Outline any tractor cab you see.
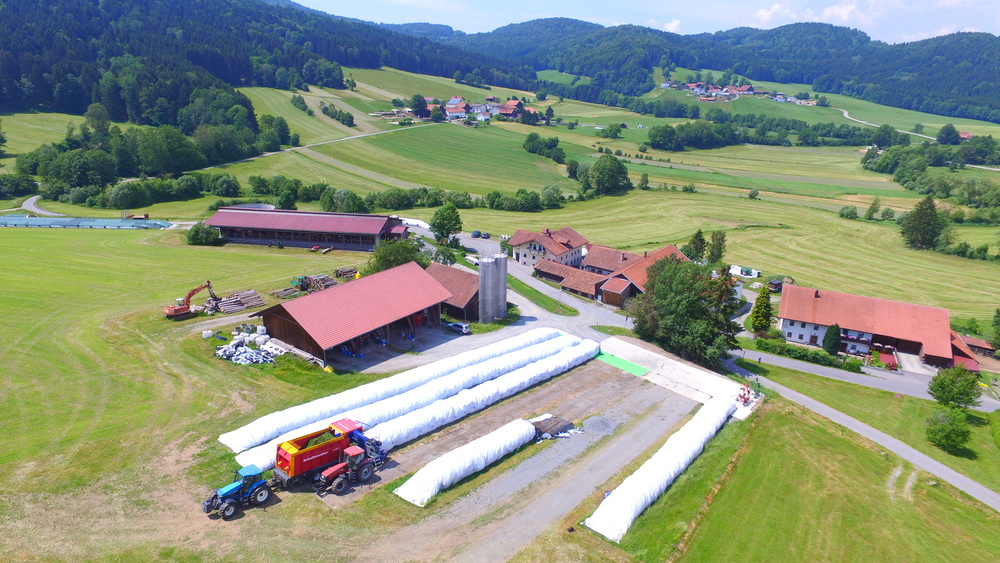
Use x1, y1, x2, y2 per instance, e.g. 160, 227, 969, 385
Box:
217, 465, 263, 499
344, 445, 365, 472
204, 465, 272, 521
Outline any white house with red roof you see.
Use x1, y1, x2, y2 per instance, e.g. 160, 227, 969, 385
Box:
777, 285, 978, 371
509, 227, 588, 267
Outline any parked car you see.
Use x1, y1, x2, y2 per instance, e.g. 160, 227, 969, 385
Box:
481, 232, 491, 239
446, 322, 471, 335
471, 230, 481, 238
465, 255, 480, 266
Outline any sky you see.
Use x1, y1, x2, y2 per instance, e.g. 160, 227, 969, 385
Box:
295, 0, 1000, 44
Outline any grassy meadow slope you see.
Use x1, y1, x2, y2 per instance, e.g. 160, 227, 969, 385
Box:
663, 67, 1000, 138
513, 399, 1000, 562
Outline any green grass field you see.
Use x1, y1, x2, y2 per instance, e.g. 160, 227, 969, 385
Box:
752, 361, 1000, 493
402, 189, 1000, 322
536, 70, 591, 86
344, 66, 534, 104
0, 229, 369, 487
513, 398, 1000, 562
0, 111, 144, 171
240, 87, 351, 145
678, 400, 1000, 561
308, 123, 577, 194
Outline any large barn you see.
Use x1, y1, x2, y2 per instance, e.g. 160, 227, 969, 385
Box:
251, 262, 452, 367
204, 207, 408, 250
777, 285, 979, 371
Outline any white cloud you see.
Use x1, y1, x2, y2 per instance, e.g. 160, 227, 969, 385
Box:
756, 3, 784, 23
821, 1, 861, 23
663, 19, 682, 32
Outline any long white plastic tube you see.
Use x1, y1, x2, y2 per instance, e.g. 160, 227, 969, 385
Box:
219, 327, 562, 453
367, 339, 600, 451
394, 418, 537, 507
583, 396, 736, 542
236, 334, 582, 470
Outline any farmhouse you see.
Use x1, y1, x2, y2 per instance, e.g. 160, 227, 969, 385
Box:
204, 207, 408, 250
599, 245, 689, 308
777, 285, 979, 371
509, 227, 588, 267
533, 259, 607, 300
581, 245, 642, 275
252, 262, 451, 367
426, 262, 480, 321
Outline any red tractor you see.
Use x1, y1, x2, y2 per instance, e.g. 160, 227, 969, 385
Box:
269, 419, 387, 493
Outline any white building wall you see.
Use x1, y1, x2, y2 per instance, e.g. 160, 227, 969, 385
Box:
778, 318, 874, 354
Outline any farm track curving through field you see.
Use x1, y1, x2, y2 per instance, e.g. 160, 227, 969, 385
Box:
727, 359, 1000, 512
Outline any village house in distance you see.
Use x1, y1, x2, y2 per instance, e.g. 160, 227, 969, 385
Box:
509, 227, 588, 267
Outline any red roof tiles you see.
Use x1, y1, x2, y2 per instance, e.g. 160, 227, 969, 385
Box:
582, 245, 642, 273
508, 227, 588, 257
951, 330, 980, 371
255, 262, 452, 350
777, 285, 953, 358
533, 259, 607, 296
426, 263, 479, 309
600, 277, 632, 294
609, 244, 689, 293
205, 207, 392, 235
960, 335, 995, 351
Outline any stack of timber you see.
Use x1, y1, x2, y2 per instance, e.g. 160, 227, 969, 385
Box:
335, 267, 358, 278
235, 290, 266, 309
272, 287, 299, 299
306, 274, 337, 291
218, 296, 246, 313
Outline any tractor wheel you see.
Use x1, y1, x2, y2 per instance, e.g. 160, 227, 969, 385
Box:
252, 486, 271, 506
358, 462, 375, 482
220, 501, 239, 521
331, 476, 348, 494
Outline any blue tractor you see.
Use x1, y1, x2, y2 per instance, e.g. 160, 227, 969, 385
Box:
202, 465, 272, 521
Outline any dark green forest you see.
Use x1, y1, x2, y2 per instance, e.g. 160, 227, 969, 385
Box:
0, 0, 537, 123
2, 1, 998, 127
444, 19, 1000, 123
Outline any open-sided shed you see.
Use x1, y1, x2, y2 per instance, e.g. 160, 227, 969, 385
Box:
252, 262, 452, 367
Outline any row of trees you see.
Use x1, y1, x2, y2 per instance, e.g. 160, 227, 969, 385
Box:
522, 133, 565, 164
18, 100, 300, 206
647, 117, 908, 152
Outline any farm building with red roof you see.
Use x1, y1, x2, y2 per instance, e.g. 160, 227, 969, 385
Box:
599, 245, 689, 308
581, 245, 642, 275
426, 262, 480, 321
509, 227, 588, 267
252, 262, 451, 367
532, 259, 608, 300
778, 285, 976, 371
204, 207, 407, 250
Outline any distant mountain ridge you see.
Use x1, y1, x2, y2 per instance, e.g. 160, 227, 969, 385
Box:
430, 18, 1000, 123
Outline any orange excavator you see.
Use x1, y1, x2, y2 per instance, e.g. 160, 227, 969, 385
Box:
164, 280, 219, 320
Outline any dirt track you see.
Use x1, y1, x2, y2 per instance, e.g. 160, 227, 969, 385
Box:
330, 359, 697, 561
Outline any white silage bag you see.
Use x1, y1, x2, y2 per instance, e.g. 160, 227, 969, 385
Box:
395, 419, 537, 507
583, 396, 736, 542
221, 327, 564, 454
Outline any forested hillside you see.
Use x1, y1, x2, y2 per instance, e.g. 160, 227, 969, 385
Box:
0, 0, 536, 125
449, 19, 1000, 123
